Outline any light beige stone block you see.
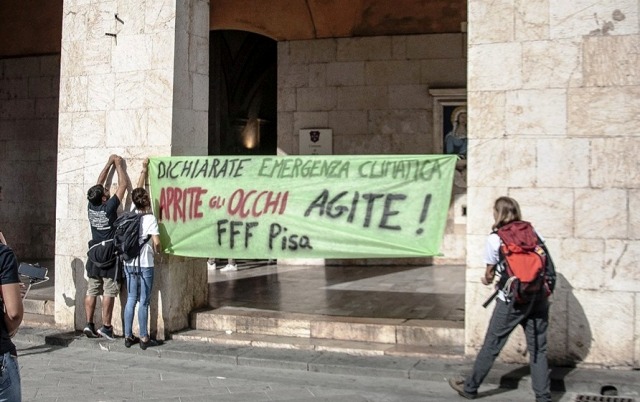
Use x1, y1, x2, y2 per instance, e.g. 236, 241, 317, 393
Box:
510, 188, 574, 237
106, 109, 147, 147
332, 133, 390, 155
336, 86, 387, 110
584, 35, 640, 86
575, 188, 627, 239
71, 112, 107, 148
547, 289, 569, 364
420, 59, 467, 87
365, 60, 421, 85
308, 64, 326, 87
537, 139, 589, 187
55, 145, 84, 184
630, 189, 640, 239
514, 0, 550, 41
144, 69, 174, 109
569, 289, 635, 366
82, 39, 113, 75
590, 138, 640, 188
328, 111, 367, 136
337, 36, 391, 61
293, 112, 329, 134
326, 62, 365, 86
87, 73, 115, 111
278, 63, 309, 88
289, 39, 336, 63
144, 0, 176, 33
193, 73, 208, 111
568, 86, 640, 137
472, 138, 536, 187
522, 40, 582, 89
147, 107, 173, 147
636, 295, 640, 367
112, 35, 153, 73
468, 91, 506, 139
391, 36, 407, 60
407, 34, 465, 59
59, 76, 88, 113
554, 238, 605, 290
116, 1, 145, 35
151, 32, 176, 69
603, 240, 640, 292
506, 89, 567, 136
296, 87, 336, 111
370, 110, 428, 137
277, 87, 296, 112
468, 43, 522, 91
114, 71, 144, 110
86, 1, 115, 40
468, 0, 514, 45
550, 2, 638, 39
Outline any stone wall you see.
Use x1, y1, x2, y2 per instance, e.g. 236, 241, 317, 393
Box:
55, 0, 209, 335
466, 1, 640, 367
0, 55, 59, 260
277, 34, 468, 264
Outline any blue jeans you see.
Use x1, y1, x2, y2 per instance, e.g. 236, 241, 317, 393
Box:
465, 298, 551, 402
0, 352, 21, 402
124, 265, 154, 339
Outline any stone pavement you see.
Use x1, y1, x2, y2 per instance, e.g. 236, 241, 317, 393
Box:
15, 327, 640, 402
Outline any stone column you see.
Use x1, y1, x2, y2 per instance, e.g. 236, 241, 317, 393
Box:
55, 0, 210, 337
466, 0, 640, 366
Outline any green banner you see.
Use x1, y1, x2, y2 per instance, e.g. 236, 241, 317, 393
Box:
148, 155, 456, 259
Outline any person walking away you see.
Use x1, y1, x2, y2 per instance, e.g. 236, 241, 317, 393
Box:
84, 155, 130, 340
123, 159, 162, 349
448, 196, 556, 402
0, 243, 24, 401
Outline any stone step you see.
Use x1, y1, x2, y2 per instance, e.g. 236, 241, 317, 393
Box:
23, 297, 54, 316
172, 328, 464, 358
22, 312, 56, 329
190, 306, 464, 348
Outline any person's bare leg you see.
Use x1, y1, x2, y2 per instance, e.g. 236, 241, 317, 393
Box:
84, 295, 96, 322
102, 296, 115, 326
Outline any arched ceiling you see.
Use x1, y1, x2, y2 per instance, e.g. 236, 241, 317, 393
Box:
0, 0, 466, 57
211, 0, 466, 40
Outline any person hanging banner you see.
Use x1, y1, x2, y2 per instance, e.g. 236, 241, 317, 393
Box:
147, 154, 456, 259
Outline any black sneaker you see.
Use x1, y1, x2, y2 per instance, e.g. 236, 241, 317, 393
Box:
83, 323, 98, 338
448, 377, 477, 400
140, 338, 163, 350
124, 335, 139, 348
97, 325, 115, 341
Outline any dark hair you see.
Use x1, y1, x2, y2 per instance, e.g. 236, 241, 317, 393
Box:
132, 187, 150, 210
87, 184, 105, 206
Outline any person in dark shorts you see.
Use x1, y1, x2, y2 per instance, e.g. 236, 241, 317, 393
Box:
84, 155, 130, 340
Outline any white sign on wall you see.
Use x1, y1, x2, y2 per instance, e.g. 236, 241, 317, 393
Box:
299, 129, 332, 155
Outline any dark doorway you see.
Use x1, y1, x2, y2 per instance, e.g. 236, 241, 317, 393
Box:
208, 30, 277, 156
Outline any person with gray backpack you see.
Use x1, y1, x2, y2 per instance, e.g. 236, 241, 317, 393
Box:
122, 159, 163, 350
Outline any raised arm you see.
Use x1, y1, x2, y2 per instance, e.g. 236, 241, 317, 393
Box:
137, 158, 149, 189
114, 156, 131, 202
97, 154, 117, 185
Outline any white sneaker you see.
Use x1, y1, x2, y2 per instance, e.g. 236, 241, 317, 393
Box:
220, 263, 237, 272
207, 260, 216, 271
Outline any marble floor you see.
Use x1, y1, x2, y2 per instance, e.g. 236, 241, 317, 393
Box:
208, 261, 466, 321
21, 259, 466, 323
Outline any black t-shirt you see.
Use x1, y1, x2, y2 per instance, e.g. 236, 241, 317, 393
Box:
86, 196, 121, 278
88, 196, 120, 241
0, 244, 21, 356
